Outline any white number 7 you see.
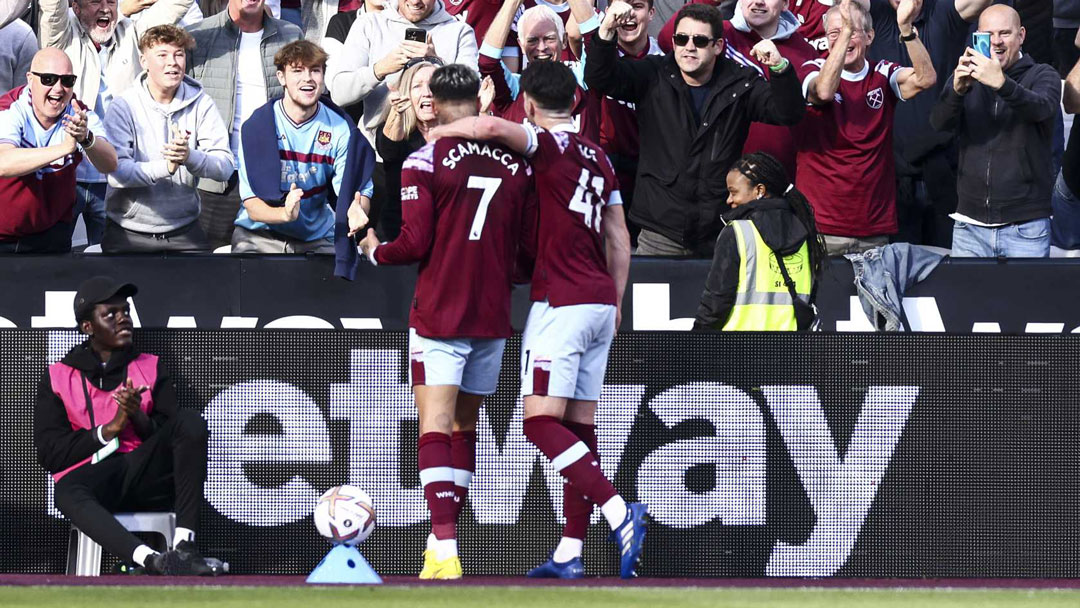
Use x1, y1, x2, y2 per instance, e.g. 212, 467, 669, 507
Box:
467, 176, 502, 241
568, 168, 605, 232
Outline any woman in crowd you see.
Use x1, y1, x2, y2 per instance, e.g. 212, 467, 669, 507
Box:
694, 152, 825, 331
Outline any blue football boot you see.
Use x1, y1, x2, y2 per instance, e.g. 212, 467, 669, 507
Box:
609, 502, 648, 579
526, 554, 585, 579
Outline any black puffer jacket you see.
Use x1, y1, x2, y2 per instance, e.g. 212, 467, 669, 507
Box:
584, 34, 805, 255
929, 55, 1060, 224
694, 198, 811, 330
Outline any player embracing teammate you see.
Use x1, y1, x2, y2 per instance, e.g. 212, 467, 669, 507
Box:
358, 64, 537, 579
431, 60, 645, 579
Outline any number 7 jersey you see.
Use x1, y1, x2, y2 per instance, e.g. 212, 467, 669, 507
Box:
373, 136, 536, 339
525, 124, 622, 307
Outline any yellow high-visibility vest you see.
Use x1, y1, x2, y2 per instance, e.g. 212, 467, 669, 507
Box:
722, 219, 812, 331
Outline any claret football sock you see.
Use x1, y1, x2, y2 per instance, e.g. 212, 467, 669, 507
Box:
418, 432, 457, 540
561, 421, 599, 541
523, 416, 617, 510
450, 430, 476, 519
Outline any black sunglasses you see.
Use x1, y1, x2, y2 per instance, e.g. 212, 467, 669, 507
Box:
32, 72, 77, 88
404, 56, 444, 70
672, 33, 716, 49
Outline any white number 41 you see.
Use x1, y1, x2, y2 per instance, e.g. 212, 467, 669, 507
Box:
569, 168, 604, 232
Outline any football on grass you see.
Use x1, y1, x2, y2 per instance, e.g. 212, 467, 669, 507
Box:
313, 485, 376, 546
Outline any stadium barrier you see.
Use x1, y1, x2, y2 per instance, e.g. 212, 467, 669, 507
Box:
1, 255, 1080, 332
3, 329, 1079, 576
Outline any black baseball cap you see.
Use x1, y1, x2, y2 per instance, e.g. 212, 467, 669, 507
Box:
74, 276, 138, 323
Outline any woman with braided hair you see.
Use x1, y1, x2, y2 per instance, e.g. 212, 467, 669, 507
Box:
694, 151, 826, 331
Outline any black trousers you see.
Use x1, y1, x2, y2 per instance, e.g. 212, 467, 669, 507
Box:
54, 410, 208, 562
101, 219, 211, 253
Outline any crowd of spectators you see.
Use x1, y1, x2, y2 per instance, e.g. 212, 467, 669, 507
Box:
0, 0, 1074, 260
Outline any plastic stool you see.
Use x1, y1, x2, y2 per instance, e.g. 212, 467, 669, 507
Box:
66, 512, 176, 576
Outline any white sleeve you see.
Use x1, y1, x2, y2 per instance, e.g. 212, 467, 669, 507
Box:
0, 108, 22, 146
607, 190, 623, 207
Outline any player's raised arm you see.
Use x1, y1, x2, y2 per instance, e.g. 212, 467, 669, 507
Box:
429, 116, 538, 157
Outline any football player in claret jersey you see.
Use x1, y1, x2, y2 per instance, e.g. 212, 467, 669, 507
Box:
431, 60, 645, 580
357, 64, 536, 580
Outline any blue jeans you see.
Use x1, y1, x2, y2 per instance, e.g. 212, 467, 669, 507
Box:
73, 181, 107, 245
1051, 171, 1080, 249
951, 217, 1051, 258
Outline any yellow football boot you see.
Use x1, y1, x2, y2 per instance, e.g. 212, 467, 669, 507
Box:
419, 550, 463, 580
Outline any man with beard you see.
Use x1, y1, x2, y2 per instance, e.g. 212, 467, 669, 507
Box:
39, 0, 193, 246
0, 48, 117, 252
586, 2, 804, 257
35, 276, 223, 576
233, 40, 374, 253
479, 0, 602, 142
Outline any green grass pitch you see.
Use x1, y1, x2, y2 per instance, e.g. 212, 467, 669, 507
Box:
1, 586, 1078, 608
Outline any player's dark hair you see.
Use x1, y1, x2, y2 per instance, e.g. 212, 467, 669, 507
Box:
673, 3, 723, 40
520, 60, 576, 113
429, 64, 480, 103
730, 152, 826, 279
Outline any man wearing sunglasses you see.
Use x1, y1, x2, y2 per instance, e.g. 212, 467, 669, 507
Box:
0, 48, 117, 253
585, 2, 804, 257
39, 0, 195, 246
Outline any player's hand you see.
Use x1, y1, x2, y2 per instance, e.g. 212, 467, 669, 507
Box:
479, 76, 495, 115
358, 228, 380, 260
282, 183, 303, 223
348, 193, 370, 237
750, 39, 783, 68
62, 108, 89, 149
600, 1, 633, 41
895, 0, 920, 30
964, 47, 1005, 90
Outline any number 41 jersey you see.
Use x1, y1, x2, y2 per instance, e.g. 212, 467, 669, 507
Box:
373, 136, 536, 339
525, 124, 622, 307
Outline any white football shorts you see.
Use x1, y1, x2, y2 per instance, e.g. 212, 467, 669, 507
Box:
408, 328, 507, 396
519, 301, 616, 401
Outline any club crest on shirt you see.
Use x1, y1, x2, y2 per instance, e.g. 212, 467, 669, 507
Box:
866, 87, 884, 110
316, 130, 332, 148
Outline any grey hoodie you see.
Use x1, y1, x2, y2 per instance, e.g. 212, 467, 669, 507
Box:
326, 0, 478, 147
104, 73, 234, 233
729, 0, 802, 41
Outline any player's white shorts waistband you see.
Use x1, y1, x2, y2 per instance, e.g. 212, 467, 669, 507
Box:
409, 329, 507, 396
520, 301, 616, 401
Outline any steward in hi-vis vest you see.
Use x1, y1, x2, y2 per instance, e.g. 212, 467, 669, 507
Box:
694, 152, 825, 332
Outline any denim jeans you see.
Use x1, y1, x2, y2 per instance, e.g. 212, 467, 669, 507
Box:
73, 181, 107, 245
951, 217, 1051, 258
1051, 171, 1080, 249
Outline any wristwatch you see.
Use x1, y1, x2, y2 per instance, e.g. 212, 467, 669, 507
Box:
900, 27, 918, 42
79, 130, 95, 148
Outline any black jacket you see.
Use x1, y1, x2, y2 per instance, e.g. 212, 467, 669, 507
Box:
694, 198, 811, 330
929, 55, 1060, 224
584, 34, 805, 254
34, 341, 176, 475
